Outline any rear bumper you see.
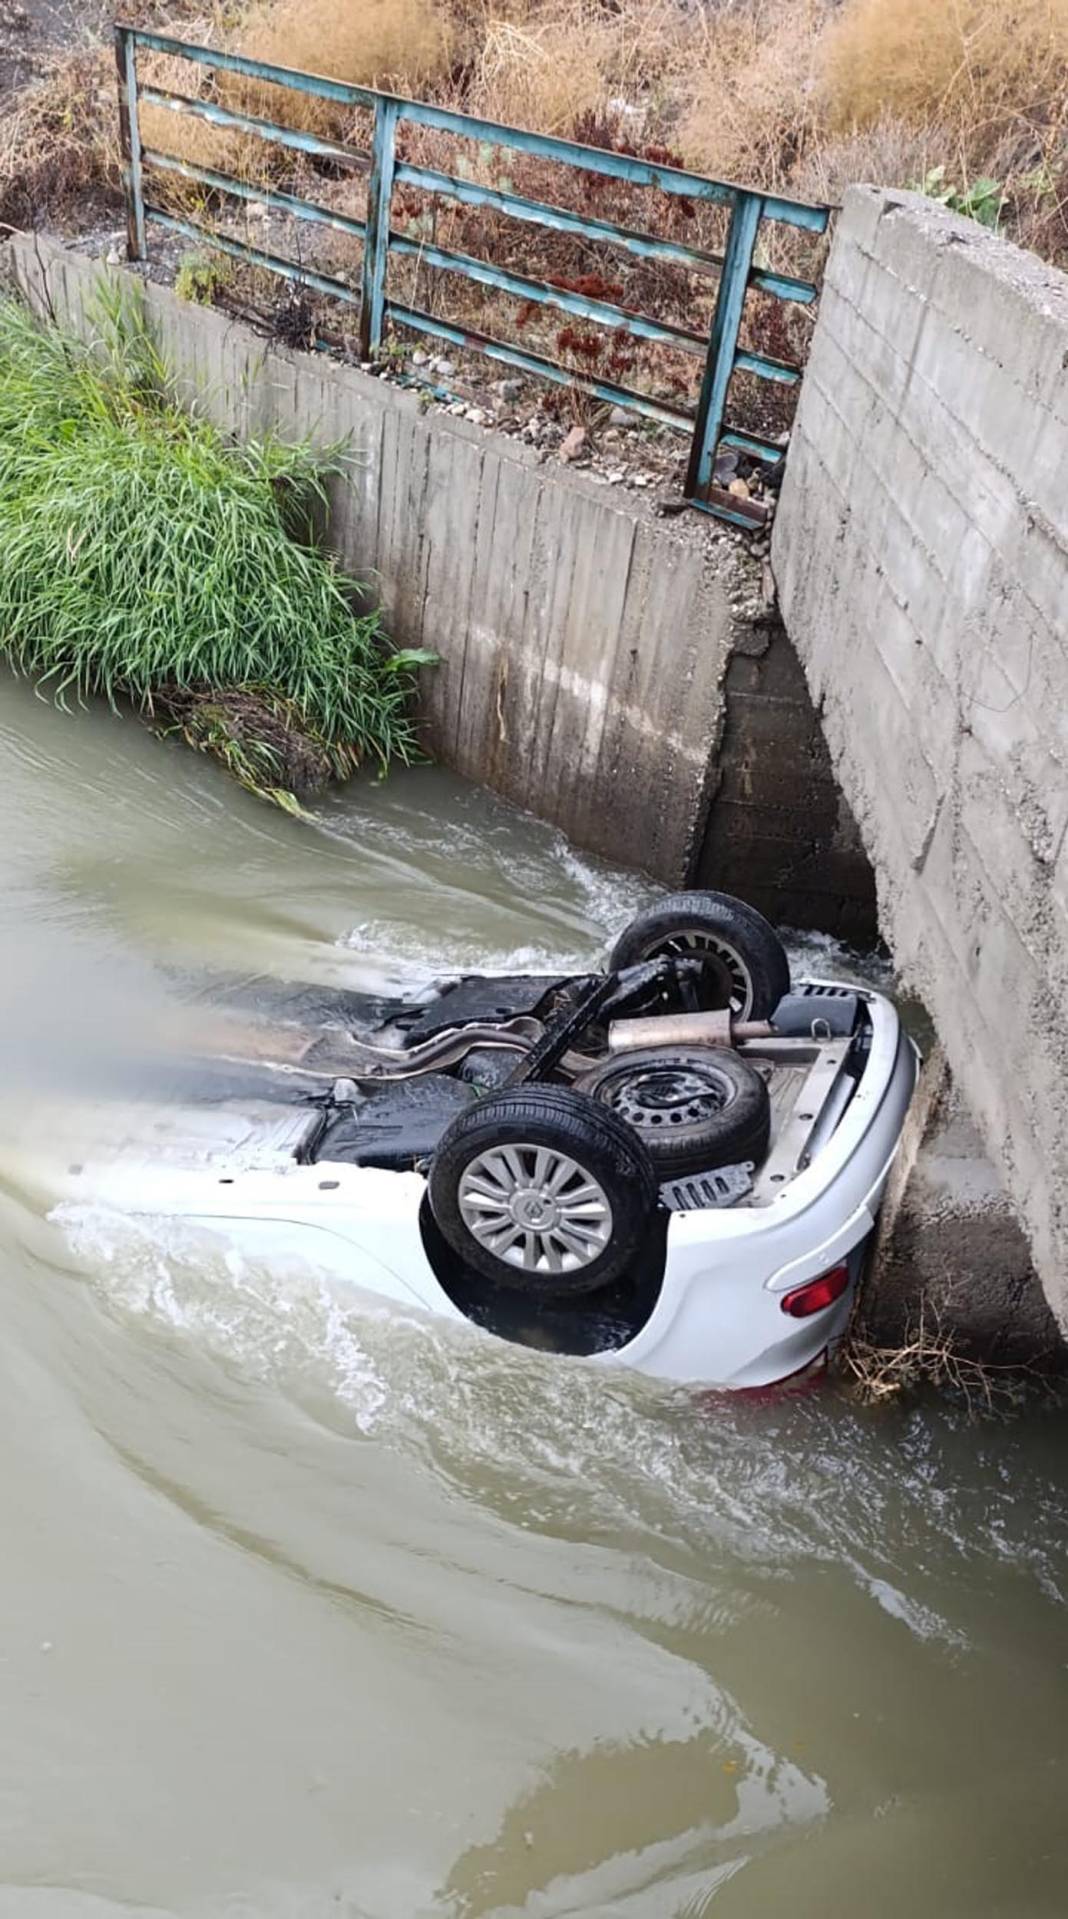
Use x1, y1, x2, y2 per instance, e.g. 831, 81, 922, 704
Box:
602, 1004, 918, 1387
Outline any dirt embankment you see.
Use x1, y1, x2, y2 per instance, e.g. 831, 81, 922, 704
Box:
0, 0, 106, 92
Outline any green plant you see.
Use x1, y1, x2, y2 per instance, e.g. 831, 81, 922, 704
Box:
0, 290, 434, 807
376, 334, 411, 366
1019, 160, 1058, 198
915, 164, 1006, 228
174, 250, 232, 306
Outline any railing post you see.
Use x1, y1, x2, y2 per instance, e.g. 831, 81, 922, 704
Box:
684, 190, 763, 503
114, 25, 147, 261
359, 96, 399, 361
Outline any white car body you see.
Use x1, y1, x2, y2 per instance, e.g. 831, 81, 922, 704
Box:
30, 978, 918, 1390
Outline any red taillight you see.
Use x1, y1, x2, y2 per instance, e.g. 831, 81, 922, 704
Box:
780, 1263, 850, 1318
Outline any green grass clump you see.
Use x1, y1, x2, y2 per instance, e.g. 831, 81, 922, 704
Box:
0, 290, 432, 804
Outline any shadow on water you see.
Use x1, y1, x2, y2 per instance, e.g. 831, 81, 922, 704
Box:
1, 670, 1067, 1918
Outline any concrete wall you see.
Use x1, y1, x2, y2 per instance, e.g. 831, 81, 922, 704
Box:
864, 1049, 1063, 1370
695, 616, 875, 940
773, 185, 1068, 1323
7, 232, 875, 934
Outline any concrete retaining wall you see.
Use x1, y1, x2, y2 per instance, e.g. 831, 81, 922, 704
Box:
7, 232, 875, 934
695, 617, 876, 941
864, 1049, 1063, 1369
773, 186, 1068, 1325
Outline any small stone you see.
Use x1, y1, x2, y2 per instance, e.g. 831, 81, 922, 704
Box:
105, 247, 122, 266
559, 426, 587, 462
247, 200, 268, 220
465, 408, 487, 426
494, 378, 523, 401
632, 473, 650, 487
448, 401, 466, 415
433, 357, 455, 377
411, 349, 428, 365
606, 469, 626, 484
608, 406, 631, 427
728, 477, 751, 499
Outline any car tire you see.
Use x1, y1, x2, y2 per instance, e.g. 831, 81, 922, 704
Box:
428, 1085, 658, 1297
573, 1046, 771, 1179
609, 890, 790, 1020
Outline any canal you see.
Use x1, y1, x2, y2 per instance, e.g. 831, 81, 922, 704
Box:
1, 670, 1066, 1917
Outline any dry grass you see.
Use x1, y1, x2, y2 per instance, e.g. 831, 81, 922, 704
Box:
220, 0, 455, 134
466, 0, 688, 136
0, 46, 119, 233
677, 0, 829, 190
823, 0, 1068, 162
791, 117, 953, 208
467, 10, 615, 134
138, 47, 256, 180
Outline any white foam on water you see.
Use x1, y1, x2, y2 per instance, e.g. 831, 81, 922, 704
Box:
53, 1200, 398, 1438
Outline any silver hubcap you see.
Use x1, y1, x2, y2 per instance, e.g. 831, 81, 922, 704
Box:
647, 930, 754, 1018
458, 1144, 613, 1275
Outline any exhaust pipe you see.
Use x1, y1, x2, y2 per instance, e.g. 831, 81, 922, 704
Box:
608, 1010, 774, 1051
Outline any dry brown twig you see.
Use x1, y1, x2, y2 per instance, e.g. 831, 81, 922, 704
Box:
837, 1296, 1056, 1416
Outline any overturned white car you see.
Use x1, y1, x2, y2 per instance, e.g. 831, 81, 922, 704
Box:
40, 891, 918, 1390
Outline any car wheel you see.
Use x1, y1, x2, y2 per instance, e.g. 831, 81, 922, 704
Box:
428, 1086, 658, 1296
573, 1046, 771, 1179
609, 890, 790, 1020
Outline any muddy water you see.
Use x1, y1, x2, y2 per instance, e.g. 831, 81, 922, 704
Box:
1, 670, 1067, 1919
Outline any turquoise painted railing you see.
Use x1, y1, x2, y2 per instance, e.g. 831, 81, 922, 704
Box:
114, 22, 831, 528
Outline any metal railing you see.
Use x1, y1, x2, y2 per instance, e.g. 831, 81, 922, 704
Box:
114, 22, 831, 528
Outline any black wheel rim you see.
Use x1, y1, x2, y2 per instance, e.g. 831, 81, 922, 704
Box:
599, 1061, 734, 1132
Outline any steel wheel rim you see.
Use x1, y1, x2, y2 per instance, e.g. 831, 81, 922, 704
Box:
602, 1061, 733, 1131
644, 930, 754, 1018
458, 1143, 613, 1275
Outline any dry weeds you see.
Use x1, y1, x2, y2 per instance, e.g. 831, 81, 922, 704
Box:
137, 44, 255, 179
466, 0, 688, 136
0, 45, 119, 233
1, 0, 1064, 452
838, 1300, 1053, 1415
677, 0, 829, 190
823, 0, 1068, 160
219, 0, 454, 135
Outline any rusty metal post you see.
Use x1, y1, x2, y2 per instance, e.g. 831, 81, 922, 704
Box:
685, 190, 763, 504
358, 96, 399, 361
114, 25, 147, 261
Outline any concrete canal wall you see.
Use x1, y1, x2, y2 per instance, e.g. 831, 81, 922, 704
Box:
773, 186, 1068, 1328
7, 232, 875, 940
